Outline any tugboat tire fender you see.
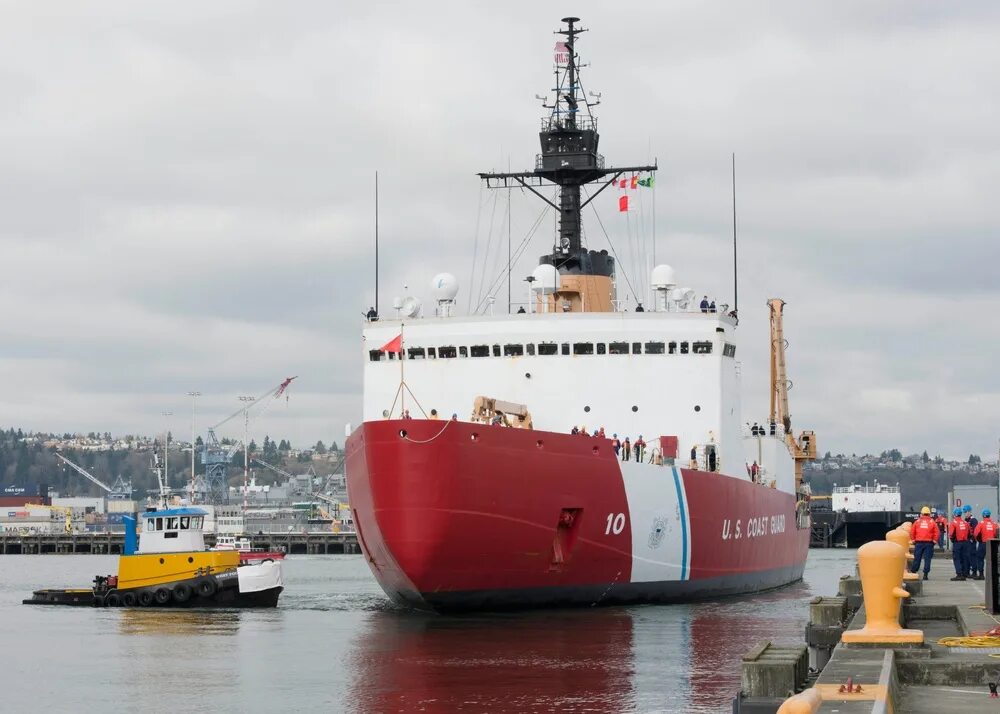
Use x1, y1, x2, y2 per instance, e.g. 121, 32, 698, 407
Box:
122, 591, 137, 607
196, 577, 218, 598
105, 592, 121, 607
153, 587, 171, 605
138, 590, 154, 607
172, 583, 192, 603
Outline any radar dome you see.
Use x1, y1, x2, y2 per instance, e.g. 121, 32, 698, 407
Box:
530, 264, 561, 294
651, 264, 677, 289
431, 272, 459, 301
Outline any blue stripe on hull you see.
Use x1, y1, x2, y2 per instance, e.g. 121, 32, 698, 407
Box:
670, 466, 689, 580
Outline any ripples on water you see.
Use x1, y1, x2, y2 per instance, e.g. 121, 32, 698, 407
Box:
0, 551, 856, 713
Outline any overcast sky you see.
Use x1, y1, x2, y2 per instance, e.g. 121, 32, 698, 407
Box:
2, 2, 998, 460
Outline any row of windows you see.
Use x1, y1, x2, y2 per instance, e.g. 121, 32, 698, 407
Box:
145, 516, 203, 532
370, 340, 730, 362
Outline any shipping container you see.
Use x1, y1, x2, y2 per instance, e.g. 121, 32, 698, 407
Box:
949, 484, 1000, 519
106, 499, 138, 514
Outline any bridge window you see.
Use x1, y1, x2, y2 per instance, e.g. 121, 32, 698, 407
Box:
504, 344, 524, 357
645, 341, 665, 354
692, 341, 713, 354
156, 517, 163, 530
526, 343, 536, 356
407, 347, 425, 359
167, 517, 178, 529
723, 343, 736, 358
492, 344, 501, 357
427, 348, 437, 359
632, 342, 642, 355
668, 341, 677, 354
470, 345, 490, 357
609, 341, 629, 355
680, 342, 689, 354
368, 350, 382, 362
438, 346, 457, 359
180, 517, 190, 530
573, 342, 594, 355
146, 519, 155, 532
596, 343, 606, 355
538, 342, 558, 356
561, 343, 570, 355
459, 346, 468, 357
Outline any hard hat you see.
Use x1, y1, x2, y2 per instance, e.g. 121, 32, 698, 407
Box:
920, 506, 930, 515
984, 509, 992, 518
931, 508, 937, 514
954, 508, 962, 517
963, 504, 972, 513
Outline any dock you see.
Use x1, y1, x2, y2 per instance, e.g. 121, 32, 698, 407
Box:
734, 537, 1000, 712
1, 531, 360, 555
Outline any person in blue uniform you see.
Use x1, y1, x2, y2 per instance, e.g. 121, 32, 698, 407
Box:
949, 507, 972, 581
964, 505, 978, 577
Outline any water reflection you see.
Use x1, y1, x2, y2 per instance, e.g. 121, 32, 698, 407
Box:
349, 608, 636, 712
118, 609, 244, 636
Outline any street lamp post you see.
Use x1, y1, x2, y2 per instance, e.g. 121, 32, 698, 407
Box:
238, 396, 255, 512
187, 392, 201, 504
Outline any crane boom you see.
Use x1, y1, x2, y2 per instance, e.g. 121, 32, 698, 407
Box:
55, 453, 112, 494
767, 298, 817, 490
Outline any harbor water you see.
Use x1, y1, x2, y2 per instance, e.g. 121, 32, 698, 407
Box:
0, 550, 855, 713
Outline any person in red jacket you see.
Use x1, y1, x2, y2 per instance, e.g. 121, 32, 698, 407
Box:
933, 510, 948, 549
973, 509, 997, 581
949, 508, 972, 581
910, 506, 939, 580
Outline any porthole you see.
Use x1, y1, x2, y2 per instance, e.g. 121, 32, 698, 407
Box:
694, 405, 701, 412
188, 556, 194, 563
159, 558, 165, 565
382, 409, 389, 417
584, 406, 591, 413
631, 405, 638, 413
525, 372, 531, 379
536, 440, 544, 448
471, 433, 479, 441
399, 429, 407, 438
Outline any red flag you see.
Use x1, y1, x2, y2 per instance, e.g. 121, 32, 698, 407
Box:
379, 334, 402, 353
630, 175, 639, 190
619, 178, 627, 189
619, 195, 629, 212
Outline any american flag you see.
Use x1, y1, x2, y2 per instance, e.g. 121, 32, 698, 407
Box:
554, 41, 569, 65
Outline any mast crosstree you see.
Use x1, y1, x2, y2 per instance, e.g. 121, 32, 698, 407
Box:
478, 17, 656, 278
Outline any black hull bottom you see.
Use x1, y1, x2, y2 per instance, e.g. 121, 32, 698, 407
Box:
398, 563, 807, 613
23, 586, 282, 609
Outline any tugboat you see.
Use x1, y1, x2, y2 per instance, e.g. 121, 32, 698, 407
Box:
23, 507, 284, 608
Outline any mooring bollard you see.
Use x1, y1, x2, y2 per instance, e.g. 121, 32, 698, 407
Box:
886, 528, 921, 583
841, 540, 924, 644
776, 686, 822, 714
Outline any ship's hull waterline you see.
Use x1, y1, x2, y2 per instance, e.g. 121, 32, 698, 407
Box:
346, 420, 810, 612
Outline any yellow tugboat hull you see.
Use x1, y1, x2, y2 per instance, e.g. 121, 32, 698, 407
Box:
117, 551, 239, 590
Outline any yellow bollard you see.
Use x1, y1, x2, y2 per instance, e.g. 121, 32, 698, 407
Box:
887, 528, 920, 582
776, 687, 822, 714
841, 540, 923, 644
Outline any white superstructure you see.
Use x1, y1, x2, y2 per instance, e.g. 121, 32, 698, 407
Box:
831, 482, 901, 512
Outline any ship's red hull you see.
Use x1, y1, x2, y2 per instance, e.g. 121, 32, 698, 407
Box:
346, 419, 809, 612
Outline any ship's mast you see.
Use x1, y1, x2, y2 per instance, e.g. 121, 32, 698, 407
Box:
479, 17, 656, 279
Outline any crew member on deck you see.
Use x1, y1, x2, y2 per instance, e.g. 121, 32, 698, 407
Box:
933, 509, 947, 549
700, 296, 710, 313
611, 434, 621, 457
750, 461, 759, 482
973, 510, 997, 581
964, 505, 979, 577
949, 507, 971, 581
690, 445, 698, 469
622, 437, 632, 462
634, 435, 646, 463
910, 506, 939, 581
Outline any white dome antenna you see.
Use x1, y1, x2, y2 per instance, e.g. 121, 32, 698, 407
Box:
651, 264, 677, 312
399, 295, 422, 319
530, 264, 561, 314
431, 273, 459, 317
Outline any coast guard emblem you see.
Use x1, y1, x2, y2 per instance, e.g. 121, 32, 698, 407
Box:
648, 517, 668, 549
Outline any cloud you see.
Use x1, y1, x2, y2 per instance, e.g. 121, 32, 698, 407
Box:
1, 2, 999, 460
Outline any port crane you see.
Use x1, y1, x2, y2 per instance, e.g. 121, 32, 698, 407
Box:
198, 377, 298, 504
54, 453, 133, 500
768, 298, 817, 489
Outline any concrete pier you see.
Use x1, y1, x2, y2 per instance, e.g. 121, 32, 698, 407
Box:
735, 553, 1000, 712
0, 531, 360, 555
